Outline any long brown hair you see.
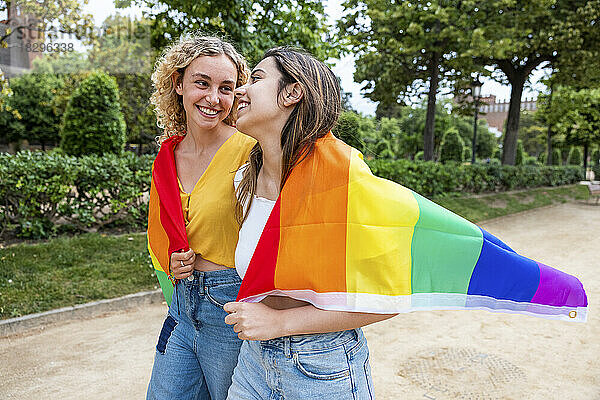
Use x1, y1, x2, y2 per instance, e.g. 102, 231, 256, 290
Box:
236, 47, 342, 224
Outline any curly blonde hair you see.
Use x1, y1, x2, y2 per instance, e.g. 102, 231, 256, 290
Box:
150, 33, 249, 144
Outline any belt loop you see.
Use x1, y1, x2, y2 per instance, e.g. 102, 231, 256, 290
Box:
284, 337, 291, 358
198, 272, 204, 294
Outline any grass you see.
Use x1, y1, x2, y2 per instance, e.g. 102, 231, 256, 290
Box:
0, 233, 155, 319
0, 184, 591, 319
434, 184, 590, 223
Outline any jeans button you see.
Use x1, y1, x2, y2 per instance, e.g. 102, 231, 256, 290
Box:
187, 275, 194, 282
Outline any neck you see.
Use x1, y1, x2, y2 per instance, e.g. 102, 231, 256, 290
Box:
181, 123, 229, 153
259, 135, 283, 188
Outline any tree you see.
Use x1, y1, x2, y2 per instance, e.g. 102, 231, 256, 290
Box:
2, 72, 64, 149
339, 0, 475, 161
439, 128, 464, 163
466, 0, 600, 165
552, 148, 562, 165
87, 15, 154, 75
567, 147, 582, 166
60, 71, 126, 156
1, 1, 94, 47
125, 0, 340, 64
518, 111, 547, 157
551, 87, 600, 173
515, 140, 525, 166
333, 111, 363, 151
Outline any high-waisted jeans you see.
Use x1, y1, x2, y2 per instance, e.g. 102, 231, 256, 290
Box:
227, 328, 374, 400
147, 269, 243, 400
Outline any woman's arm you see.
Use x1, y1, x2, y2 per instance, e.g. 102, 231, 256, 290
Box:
224, 302, 396, 341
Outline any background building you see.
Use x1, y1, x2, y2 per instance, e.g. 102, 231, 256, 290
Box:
478, 95, 537, 136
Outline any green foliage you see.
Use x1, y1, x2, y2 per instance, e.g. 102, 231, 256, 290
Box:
518, 111, 547, 157
515, 140, 525, 166
414, 151, 424, 161
60, 71, 126, 156
475, 128, 498, 160
1, 1, 94, 48
538, 152, 547, 164
339, 0, 477, 160
0, 73, 64, 148
114, 73, 159, 154
463, 147, 472, 163
0, 151, 152, 239
493, 147, 502, 160
367, 159, 582, 198
440, 128, 464, 163
87, 16, 154, 74
133, 0, 339, 64
567, 147, 582, 166
593, 164, 600, 181
466, 0, 600, 165
592, 149, 600, 166
552, 148, 562, 166
524, 156, 540, 166
333, 111, 363, 151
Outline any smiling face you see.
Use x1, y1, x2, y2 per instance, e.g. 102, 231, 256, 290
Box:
235, 57, 299, 140
174, 54, 238, 133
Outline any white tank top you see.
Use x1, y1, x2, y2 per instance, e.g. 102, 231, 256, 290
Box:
234, 165, 276, 279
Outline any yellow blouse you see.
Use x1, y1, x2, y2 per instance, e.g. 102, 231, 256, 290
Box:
177, 131, 256, 268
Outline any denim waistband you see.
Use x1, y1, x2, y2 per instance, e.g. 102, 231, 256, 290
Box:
181, 268, 242, 288
261, 329, 361, 352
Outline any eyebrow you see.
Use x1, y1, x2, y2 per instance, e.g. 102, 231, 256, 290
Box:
250, 68, 266, 75
190, 72, 235, 85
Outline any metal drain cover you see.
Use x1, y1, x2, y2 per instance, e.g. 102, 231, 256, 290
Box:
398, 347, 525, 400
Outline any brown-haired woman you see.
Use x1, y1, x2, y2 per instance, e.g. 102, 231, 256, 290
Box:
146, 33, 255, 400
223, 48, 395, 399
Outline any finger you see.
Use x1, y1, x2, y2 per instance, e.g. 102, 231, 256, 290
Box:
223, 302, 240, 314
233, 323, 242, 333
173, 264, 194, 279
224, 313, 238, 325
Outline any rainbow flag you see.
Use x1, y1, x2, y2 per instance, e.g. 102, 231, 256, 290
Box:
237, 133, 588, 322
147, 135, 189, 305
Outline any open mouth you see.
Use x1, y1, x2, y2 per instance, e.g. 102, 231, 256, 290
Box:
195, 104, 220, 117
238, 101, 250, 112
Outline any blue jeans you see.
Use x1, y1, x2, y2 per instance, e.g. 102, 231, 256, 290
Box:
147, 269, 243, 400
227, 329, 374, 400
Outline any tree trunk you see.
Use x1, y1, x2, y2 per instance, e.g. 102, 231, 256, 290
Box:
502, 75, 526, 165
546, 84, 554, 166
424, 52, 440, 161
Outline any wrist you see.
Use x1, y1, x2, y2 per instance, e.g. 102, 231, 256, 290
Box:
277, 308, 294, 337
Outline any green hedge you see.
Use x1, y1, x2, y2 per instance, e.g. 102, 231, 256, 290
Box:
0, 152, 583, 239
366, 159, 582, 197
593, 164, 600, 181
0, 151, 152, 239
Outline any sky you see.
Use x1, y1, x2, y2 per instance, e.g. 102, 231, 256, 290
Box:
80, 1, 547, 115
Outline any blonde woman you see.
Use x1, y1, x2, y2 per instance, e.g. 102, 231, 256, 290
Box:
146, 34, 255, 400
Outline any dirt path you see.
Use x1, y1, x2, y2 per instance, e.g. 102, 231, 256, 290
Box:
0, 202, 598, 400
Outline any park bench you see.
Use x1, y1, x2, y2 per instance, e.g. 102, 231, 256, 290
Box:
589, 184, 600, 205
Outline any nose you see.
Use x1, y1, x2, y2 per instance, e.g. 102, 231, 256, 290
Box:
234, 84, 247, 98
206, 87, 219, 106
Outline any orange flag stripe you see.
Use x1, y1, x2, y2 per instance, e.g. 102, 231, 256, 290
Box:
275, 136, 352, 292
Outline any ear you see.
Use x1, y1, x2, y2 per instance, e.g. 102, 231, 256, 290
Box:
172, 71, 183, 95
282, 82, 303, 107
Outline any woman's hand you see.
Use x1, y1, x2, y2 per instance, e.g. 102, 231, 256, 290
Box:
224, 302, 284, 341
170, 249, 196, 280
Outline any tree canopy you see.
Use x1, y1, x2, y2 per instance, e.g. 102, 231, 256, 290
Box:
339, 0, 477, 161
120, 0, 340, 64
